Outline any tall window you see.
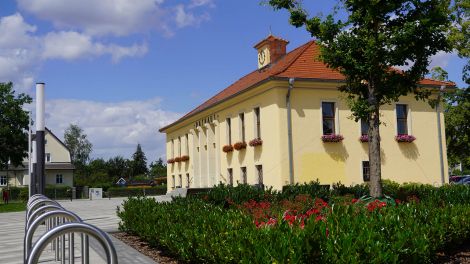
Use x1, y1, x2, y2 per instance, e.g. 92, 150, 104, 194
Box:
256, 165, 263, 185
228, 168, 233, 186
361, 119, 369, 136
178, 137, 181, 157
185, 134, 189, 155
322, 102, 336, 135
362, 161, 370, 182
226, 118, 232, 144
186, 173, 190, 188
0, 175, 7, 186
56, 174, 63, 184
171, 139, 174, 158
241, 167, 247, 184
172, 175, 175, 189
239, 113, 245, 142
179, 174, 182, 188
45, 153, 51, 163
396, 104, 408, 135
254, 107, 261, 139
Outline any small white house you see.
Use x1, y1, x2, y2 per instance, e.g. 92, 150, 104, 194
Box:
0, 127, 74, 190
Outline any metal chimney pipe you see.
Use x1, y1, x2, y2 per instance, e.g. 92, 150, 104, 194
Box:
36, 83, 46, 195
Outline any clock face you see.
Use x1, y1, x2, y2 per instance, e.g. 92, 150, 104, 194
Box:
258, 50, 266, 65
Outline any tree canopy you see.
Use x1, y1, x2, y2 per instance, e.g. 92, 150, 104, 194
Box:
269, 0, 452, 197
0, 82, 32, 168
64, 124, 93, 167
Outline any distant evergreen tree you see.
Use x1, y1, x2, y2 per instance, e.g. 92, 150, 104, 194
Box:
131, 144, 148, 177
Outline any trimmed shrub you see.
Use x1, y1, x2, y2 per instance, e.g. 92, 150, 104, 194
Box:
108, 185, 167, 197
118, 196, 470, 263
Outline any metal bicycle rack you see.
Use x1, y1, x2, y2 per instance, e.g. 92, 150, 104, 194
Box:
24, 196, 118, 264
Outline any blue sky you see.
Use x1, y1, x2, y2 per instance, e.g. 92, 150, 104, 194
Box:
0, 0, 466, 161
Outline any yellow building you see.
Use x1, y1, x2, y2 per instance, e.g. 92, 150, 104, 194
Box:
159, 35, 454, 192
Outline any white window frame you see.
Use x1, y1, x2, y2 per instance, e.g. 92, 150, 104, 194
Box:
46, 153, 51, 163
171, 139, 174, 158
320, 100, 340, 135
359, 118, 369, 136
394, 103, 412, 135
186, 173, 190, 188
0, 175, 7, 186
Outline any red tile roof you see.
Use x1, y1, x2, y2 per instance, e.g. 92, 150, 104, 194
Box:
160, 40, 454, 132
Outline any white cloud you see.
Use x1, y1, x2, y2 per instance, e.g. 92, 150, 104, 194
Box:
17, 0, 214, 36
17, 0, 166, 36
175, 4, 210, 28
42, 31, 147, 62
0, 13, 149, 92
188, 0, 215, 8
40, 97, 181, 160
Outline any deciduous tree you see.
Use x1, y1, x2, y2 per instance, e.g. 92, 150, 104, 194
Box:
64, 124, 93, 167
0, 82, 32, 168
269, 0, 452, 197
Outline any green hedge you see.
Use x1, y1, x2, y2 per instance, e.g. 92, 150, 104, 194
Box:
203, 181, 470, 206
108, 186, 167, 197
5, 186, 72, 201
118, 196, 470, 263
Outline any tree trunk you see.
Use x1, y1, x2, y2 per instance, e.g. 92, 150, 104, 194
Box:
368, 106, 383, 198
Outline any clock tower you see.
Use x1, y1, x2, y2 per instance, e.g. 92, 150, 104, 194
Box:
254, 34, 289, 69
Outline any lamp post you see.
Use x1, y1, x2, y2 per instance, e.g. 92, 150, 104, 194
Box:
36, 83, 46, 195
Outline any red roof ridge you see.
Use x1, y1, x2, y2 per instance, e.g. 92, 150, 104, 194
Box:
273, 40, 315, 77
159, 39, 456, 132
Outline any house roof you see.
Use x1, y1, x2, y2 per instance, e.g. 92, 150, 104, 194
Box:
160, 40, 455, 132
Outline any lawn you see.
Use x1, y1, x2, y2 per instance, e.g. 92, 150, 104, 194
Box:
0, 201, 26, 213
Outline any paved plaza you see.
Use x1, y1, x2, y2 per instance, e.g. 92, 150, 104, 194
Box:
0, 196, 171, 264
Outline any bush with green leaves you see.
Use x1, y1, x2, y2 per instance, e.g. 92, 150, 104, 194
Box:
108, 185, 166, 197
118, 195, 470, 263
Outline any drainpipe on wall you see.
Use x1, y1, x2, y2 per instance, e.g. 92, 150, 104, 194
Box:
287, 78, 295, 185
437, 85, 446, 185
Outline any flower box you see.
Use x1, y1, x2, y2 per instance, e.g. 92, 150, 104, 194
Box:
222, 145, 234, 153
321, 134, 344, 143
249, 138, 263, 147
167, 158, 175, 164
174, 157, 182, 163
395, 134, 416, 143
233, 142, 247, 150
180, 155, 190, 161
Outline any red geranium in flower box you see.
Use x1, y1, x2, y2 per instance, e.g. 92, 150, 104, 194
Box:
321, 134, 344, 143
359, 135, 369, 142
249, 138, 263, 147
174, 157, 182, 162
395, 134, 416, 143
167, 158, 175, 164
222, 145, 234, 153
180, 155, 189, 161
233, 141, 247, 150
